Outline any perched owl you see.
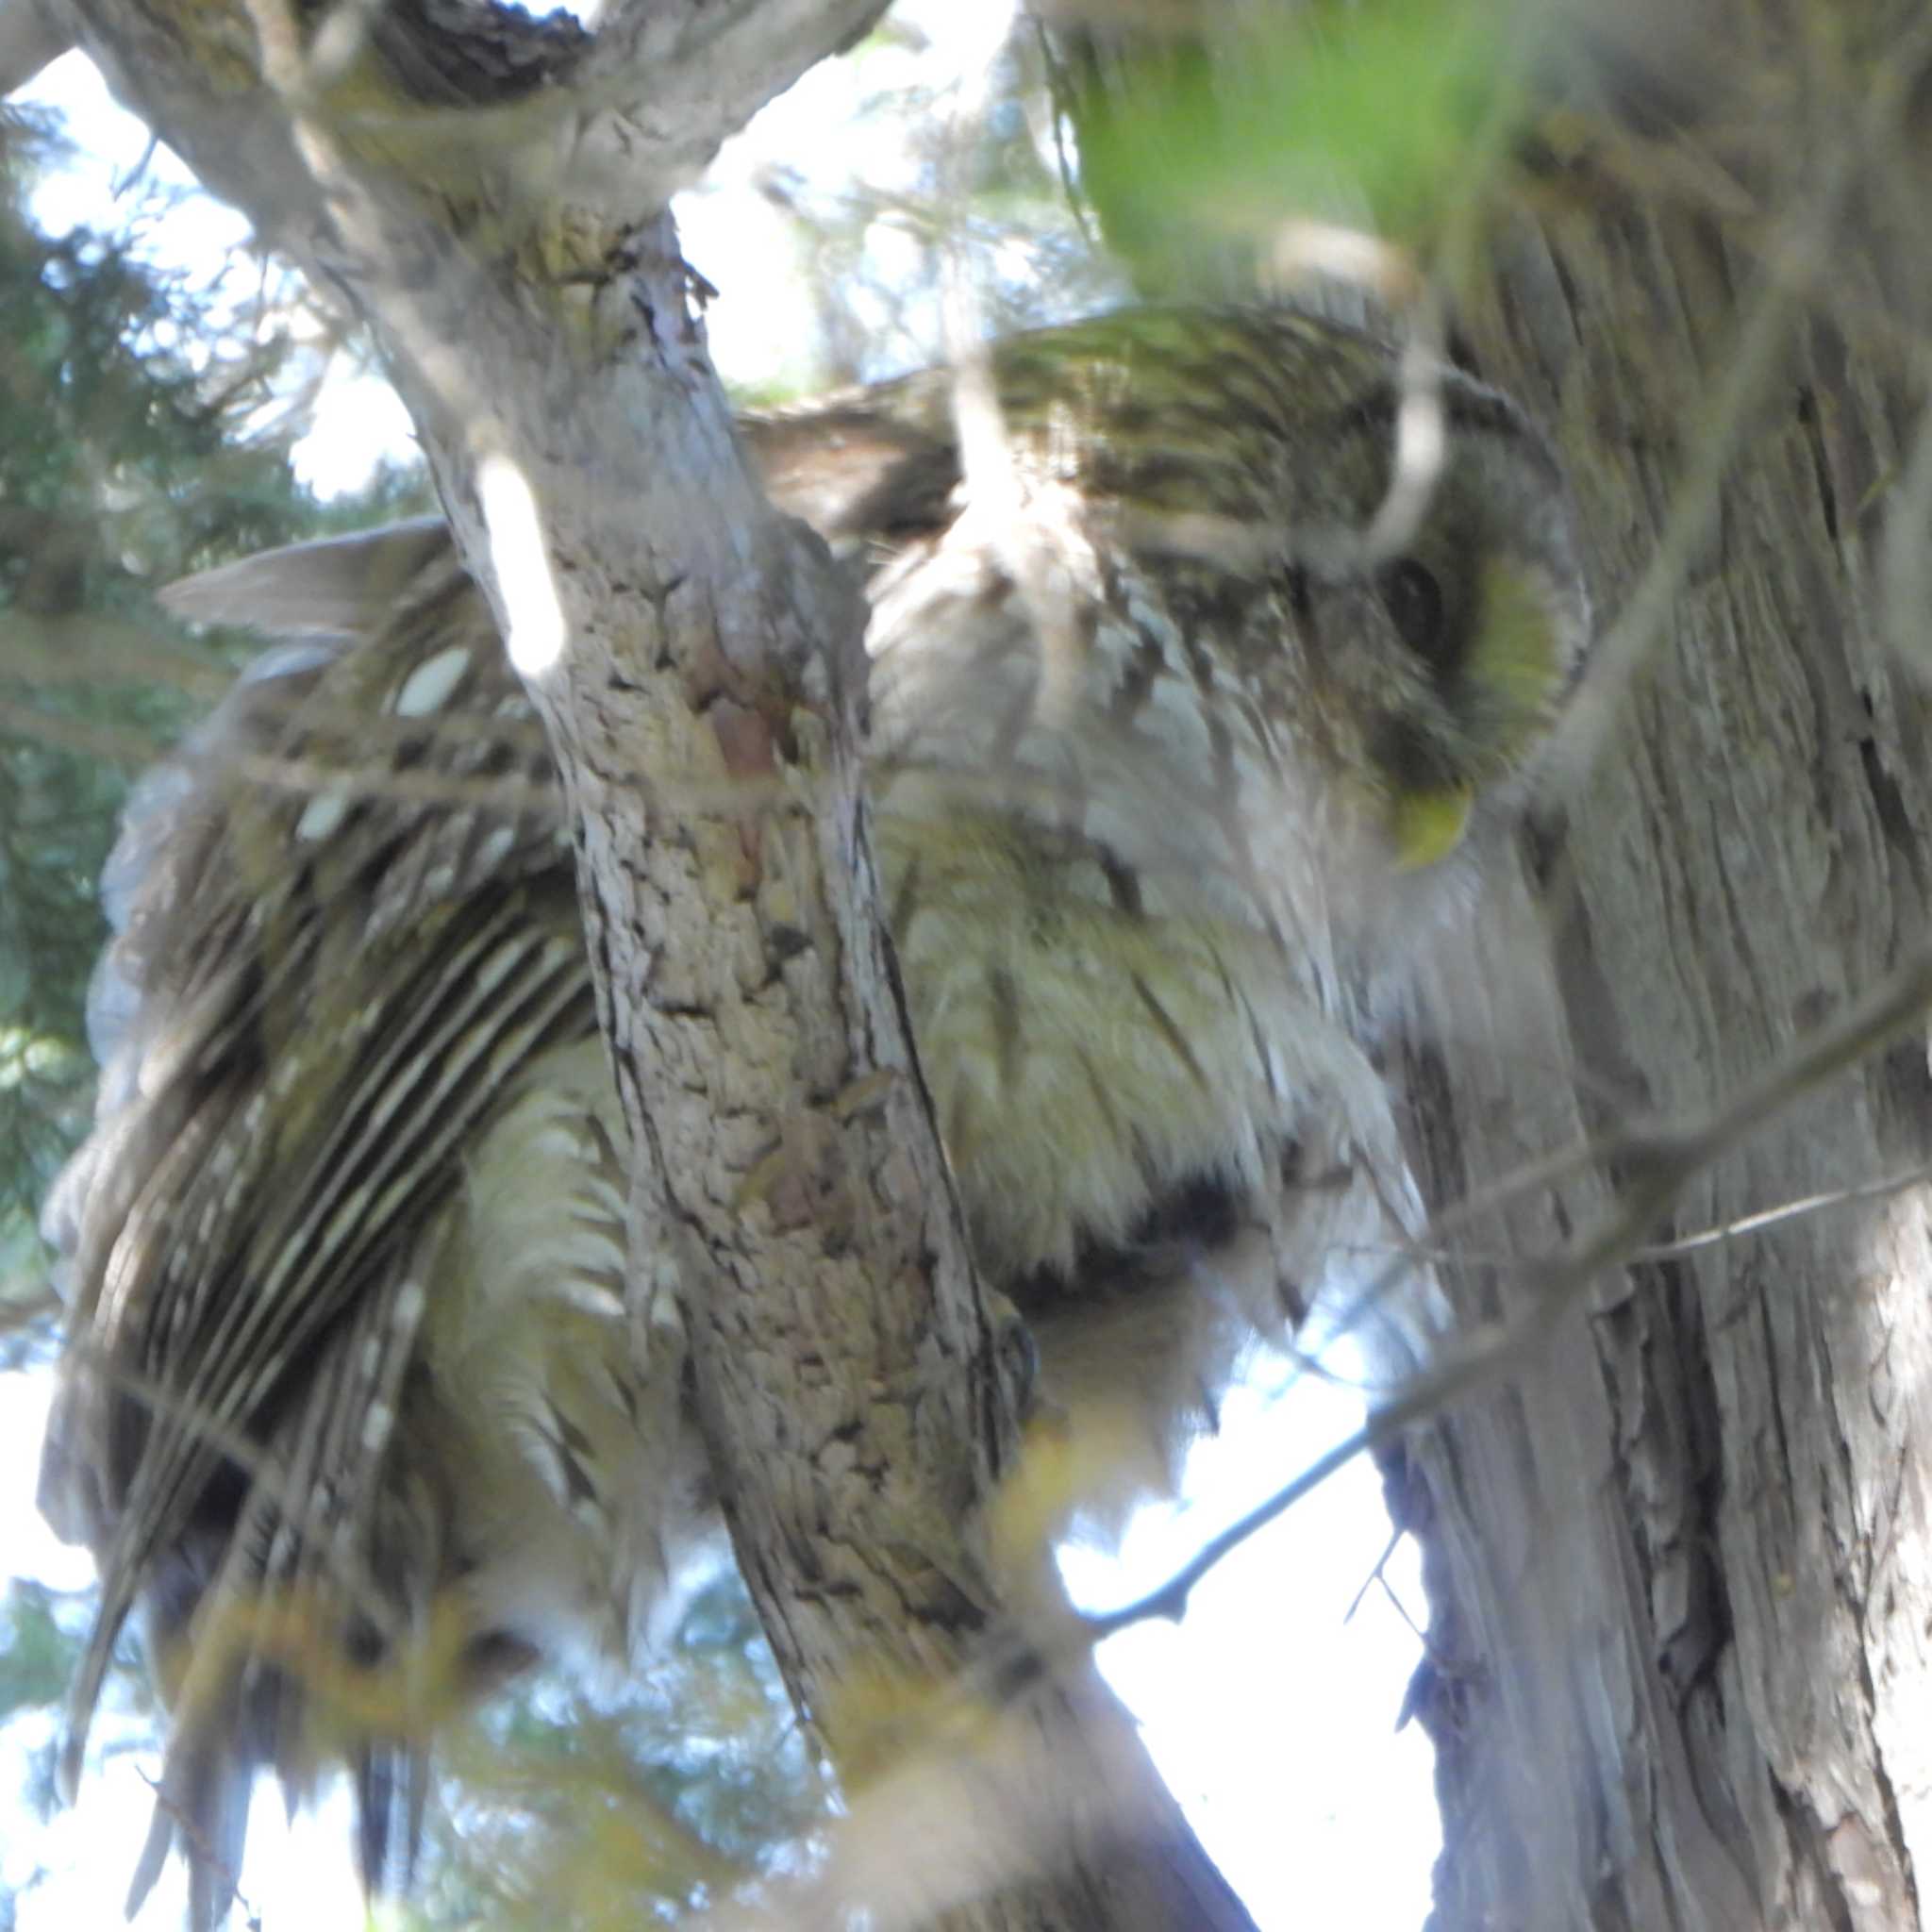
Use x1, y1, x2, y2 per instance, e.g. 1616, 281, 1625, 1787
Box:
38, 305, 1588, 1925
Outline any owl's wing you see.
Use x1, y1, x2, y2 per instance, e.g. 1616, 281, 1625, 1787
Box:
155, 517, 454, 638
43, 426, 976, 1914
31, 380, 974, 1921
38, 545, 603, 1924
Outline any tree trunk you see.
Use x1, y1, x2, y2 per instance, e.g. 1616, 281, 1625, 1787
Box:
1398, 17, 1932, 1931
1033, 3, 1932, 1924
15, 0, 1257, 1924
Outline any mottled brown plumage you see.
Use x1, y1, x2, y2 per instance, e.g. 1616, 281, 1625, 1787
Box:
39, 304, 1589, 1924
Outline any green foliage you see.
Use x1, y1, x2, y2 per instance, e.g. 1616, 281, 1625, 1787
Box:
0, 106, 416, 1324
1062, 0, 1521, 295
0, 92, 429, 1847
417, 1577, 825, 1927
0, 1583, 78, 1719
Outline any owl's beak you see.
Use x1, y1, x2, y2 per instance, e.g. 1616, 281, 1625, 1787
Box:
1389, 784, 1474, 870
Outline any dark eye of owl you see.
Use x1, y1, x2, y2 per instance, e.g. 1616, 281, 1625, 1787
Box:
1377, 559, 1452, 673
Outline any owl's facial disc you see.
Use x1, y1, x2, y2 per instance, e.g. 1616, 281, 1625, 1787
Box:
1277, 375, 1587, 874
1320, 541, 1573, 871
1388, 782, 1474, 870
1457, 551, 1573, 768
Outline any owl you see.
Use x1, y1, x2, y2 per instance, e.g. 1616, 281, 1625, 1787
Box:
37, 304, 1588, 1925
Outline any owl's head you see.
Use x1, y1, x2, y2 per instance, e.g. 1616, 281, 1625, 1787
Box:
1271, 351, 1590, 875
851, 306, 1590, 959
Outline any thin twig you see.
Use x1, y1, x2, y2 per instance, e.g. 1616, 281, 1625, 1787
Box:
1087, 933, 1932, 1640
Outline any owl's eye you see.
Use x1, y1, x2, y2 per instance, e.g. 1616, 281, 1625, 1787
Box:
1377, 560, 1451, 672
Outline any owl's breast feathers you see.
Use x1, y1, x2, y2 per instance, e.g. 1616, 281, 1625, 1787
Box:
41, 304, 1586, 1924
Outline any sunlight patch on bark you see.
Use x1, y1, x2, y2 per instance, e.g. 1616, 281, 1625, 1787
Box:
480, 455, 569, 676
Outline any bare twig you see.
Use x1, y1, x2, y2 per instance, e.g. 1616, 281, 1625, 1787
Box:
1087, 931, 1932, 1639
1335, 1158, 1932, 1278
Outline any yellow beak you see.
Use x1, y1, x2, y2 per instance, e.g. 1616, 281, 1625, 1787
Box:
1390, 785, 1474, 870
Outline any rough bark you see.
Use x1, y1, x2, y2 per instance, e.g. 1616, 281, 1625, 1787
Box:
1405, 25, 1932, 1924
1397, 21, 1932, 1932
12, 2, 1257, 1925
1035, 3, 1932, 1926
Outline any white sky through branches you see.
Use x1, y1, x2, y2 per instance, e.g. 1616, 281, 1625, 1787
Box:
4, 12, 1439, 1927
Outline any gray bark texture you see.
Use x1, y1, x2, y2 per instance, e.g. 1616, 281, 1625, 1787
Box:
1395, 13, 1932, 1931
14, 0, 1257, 1926
1037, 2, 1932, 1926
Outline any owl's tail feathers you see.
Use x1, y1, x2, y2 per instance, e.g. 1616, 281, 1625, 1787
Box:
118, 1615, 435, 1932
356, 1735, 431, 1910
125, 1696, 250, 1930
48, 1265, 446, 1929
110, 1527, 444, 1932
